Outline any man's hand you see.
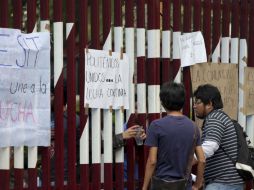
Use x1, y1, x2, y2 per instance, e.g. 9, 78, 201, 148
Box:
122, 125, 146, 140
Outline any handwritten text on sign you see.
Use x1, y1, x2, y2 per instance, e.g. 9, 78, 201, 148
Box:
191, 63, 238, 119
179, 31, 207, 67
244, 67, 254, 115
0, 28, 50, 147
85, 49, 129, 109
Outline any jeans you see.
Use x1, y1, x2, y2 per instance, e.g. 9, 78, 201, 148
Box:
205, 182, 244, 190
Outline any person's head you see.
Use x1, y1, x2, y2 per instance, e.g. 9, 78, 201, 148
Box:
193, 84, 223, 119
159, 82, 185, 112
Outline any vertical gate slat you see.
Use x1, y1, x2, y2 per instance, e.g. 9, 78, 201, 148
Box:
136, 0, 147, 189
125, 1, 136, 190
193, 0, 201, 32
203, 0, 211, 61
172, 0, 181, 82
91, 1, 101, 190
53, 0, 65, 188
40, 1, 51, 189
66, 0, 76, 189
78, 0, 90, 189
161, 0, 171, 118
102, 0, 113, 189
211, 0, 221, 63
114, 1, 124, 190
182, 0, 191, 117
0, 0, 8, 27
27, 1, 38, 189
230, 0, 239, 64
162, 0, 171, 83
221, 0, 230, 63
0, 1, 10, 190
13, 0, 22, 30
147, 0, 160, 123
192, 0, 201, 121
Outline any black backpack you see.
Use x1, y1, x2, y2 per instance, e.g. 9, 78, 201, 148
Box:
221, 120, 254, 181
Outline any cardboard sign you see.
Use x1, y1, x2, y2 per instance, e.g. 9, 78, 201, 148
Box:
85, 49, 129, 109
0, 28, 50, 147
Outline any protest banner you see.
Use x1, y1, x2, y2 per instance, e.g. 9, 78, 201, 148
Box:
244, 67, 254, 115
179, 31, 207, 67
0, 28, 50, 147
85, 49, 129, 109
191, 62, 238, 119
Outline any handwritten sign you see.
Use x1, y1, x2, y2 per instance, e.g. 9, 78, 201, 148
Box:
85, 49, 129, 109
191, 63, 238, 119
0, 28, 50, 147
179, 31, 207, 67
244, 67, 254, 115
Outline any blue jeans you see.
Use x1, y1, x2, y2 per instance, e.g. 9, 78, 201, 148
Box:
205, 182, 244, 190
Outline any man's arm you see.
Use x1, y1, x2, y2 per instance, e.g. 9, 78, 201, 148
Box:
142, 147, 157, 190
192, 146, 205, 190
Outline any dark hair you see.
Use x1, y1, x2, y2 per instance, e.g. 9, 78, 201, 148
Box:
159, 82, 185, 111
193, 84, 223, 109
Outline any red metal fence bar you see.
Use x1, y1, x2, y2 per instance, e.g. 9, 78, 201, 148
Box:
162, 0, 171, 83
27, 1, 38, 189
0, 0, 8, 27
13, 0, 22, 30
90, 1, 101, 190
221, 0, 230, 63
66, 0, 76, 189
53, 0, 64, 188
102, 0, 113, 189
212, 0, 221, 63
136, 0, 147, 189
147, 0, 160, 122
182, 0, 191, 117
114, 1, 124, 190
39, 1, 51, 189
78, 0, 90, 189
125, 1, 136, 190
193, 0, 201, 32
172, 0, 181, 81
203, 0, 211, 61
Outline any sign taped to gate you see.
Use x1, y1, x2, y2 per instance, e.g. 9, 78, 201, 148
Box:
179, 31, 207, 67
0, 28, 50, 147
191, 62, 238, 119
85, 49, 129, 109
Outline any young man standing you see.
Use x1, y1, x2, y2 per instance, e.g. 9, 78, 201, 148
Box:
193, 84, 244, 190
142, 82, 205, 190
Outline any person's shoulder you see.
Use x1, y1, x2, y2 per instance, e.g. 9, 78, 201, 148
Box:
207, 109, 228, 120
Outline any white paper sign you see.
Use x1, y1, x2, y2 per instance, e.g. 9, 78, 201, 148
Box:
0, 28, 50, 147
179, 31, 207, 67
85, 49, 129, 109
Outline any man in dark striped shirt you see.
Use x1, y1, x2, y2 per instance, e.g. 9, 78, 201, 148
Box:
193, 84, 244, 190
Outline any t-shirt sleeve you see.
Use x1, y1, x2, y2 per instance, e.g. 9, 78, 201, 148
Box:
144, 121, 159, 147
